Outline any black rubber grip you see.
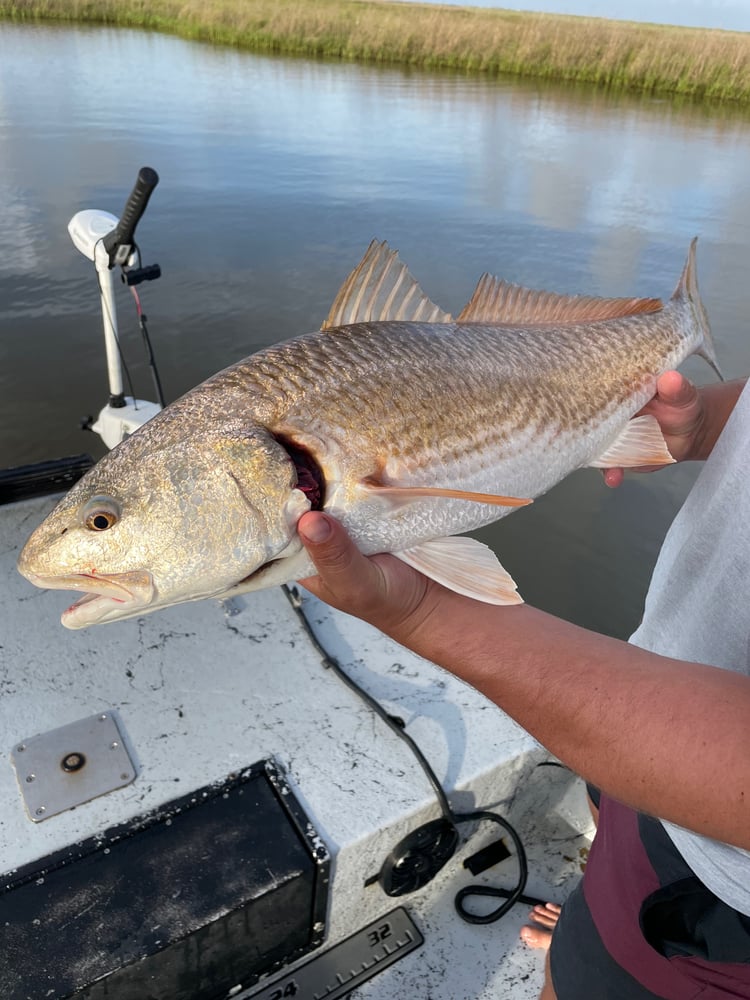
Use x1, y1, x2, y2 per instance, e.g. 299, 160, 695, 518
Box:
103, 167, 159, 261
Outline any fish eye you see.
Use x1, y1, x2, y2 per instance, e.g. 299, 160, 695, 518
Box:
82, 496, 121, 532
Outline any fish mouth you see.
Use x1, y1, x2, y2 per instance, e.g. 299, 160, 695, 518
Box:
21, 569, 155, 630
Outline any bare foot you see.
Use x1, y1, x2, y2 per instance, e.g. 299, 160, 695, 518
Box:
520, 902, 562, 951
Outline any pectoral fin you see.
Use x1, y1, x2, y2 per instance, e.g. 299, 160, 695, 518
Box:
395, 536, 523, 605
589, 414, 675, 469
362, 478, 532, 508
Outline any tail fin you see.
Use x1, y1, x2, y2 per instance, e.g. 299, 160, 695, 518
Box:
671, 238, 724, 381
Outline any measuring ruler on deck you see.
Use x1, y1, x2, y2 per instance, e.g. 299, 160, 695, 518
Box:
246, 907, 423, 1000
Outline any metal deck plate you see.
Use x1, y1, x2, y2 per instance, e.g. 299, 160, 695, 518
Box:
246, 908, 423, 1000
11, 711, 136, 821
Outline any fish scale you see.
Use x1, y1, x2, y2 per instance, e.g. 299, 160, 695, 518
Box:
234, 316, 679, 459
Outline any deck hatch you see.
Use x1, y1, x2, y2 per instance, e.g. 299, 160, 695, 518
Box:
0, 759, 330, 1000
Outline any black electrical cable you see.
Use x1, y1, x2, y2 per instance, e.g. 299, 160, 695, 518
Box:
282, 584, 453, 823
452, 810, 528, 923
129, 275, 166, 408
282, 584, 529, 924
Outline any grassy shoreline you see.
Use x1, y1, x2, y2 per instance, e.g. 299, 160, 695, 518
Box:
3, 0, 750, 103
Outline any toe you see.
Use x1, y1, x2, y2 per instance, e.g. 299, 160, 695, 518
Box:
529, 902, 562, 930
520, 925, 553, 951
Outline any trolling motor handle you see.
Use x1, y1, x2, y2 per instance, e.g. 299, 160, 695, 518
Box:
102, 166, 159, 268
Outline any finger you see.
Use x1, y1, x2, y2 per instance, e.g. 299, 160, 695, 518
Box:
602, 468, 624, 489
637, 371, 696, 419
652, 372, 702, 421
297, 511, 384, 604
298, 510, 335, 546
656, 371, 692, 404
654, 370, 694, 406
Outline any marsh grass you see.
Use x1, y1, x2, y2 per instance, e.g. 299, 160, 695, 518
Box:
3, 0, 750, 103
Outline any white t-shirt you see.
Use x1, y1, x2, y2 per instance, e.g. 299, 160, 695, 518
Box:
629, 379, 750, 916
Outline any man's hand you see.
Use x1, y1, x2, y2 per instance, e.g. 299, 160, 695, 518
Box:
603, 370, 705, 488
297, 512, 439, 637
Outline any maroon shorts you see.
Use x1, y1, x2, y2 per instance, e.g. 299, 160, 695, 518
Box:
549, 793, 750, 998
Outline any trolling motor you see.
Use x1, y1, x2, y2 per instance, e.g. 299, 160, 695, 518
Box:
68, 167, 164, 450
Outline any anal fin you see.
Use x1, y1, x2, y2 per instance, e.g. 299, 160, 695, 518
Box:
395, 536, 523, 605
589, 414, 675, 469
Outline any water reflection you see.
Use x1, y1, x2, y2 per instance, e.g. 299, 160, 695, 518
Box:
1, 23, 749, 636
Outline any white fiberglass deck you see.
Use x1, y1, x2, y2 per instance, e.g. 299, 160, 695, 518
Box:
0, 493, 593, 999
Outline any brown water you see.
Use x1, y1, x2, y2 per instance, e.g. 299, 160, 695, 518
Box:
2, 23, 750, 638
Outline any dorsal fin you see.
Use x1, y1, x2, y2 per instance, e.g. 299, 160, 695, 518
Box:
322, 240, 452, 329
456, 274, 663, 325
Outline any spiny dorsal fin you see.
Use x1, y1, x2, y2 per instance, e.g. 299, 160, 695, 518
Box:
456, 274, 663, 325
322, 240, 452, 329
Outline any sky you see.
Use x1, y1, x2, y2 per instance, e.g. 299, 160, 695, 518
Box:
415, 0, 750, 32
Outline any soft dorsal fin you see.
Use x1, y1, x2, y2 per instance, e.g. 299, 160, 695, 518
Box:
456, 274, 663, 325
322, 240, 452, 329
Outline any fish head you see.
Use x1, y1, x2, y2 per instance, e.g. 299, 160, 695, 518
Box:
17, 419, 310, 628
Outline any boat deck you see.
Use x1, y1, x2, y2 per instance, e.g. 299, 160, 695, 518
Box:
0, 493, 593, 999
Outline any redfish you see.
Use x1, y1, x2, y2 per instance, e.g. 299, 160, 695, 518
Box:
18, 239, 719, 628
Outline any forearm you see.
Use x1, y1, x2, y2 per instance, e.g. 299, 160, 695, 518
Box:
390, 595, 750, 849
692, 377, 747, 460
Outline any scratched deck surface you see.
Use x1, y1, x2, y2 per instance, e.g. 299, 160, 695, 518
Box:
0, 494, 593, 999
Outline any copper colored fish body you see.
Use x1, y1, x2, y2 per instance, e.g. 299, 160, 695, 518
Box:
18, 239, 720, 628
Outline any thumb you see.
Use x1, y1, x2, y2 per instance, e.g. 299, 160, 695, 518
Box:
654, 370, 695, 406
297, 512, 385, 607
297, 510, 336, 547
